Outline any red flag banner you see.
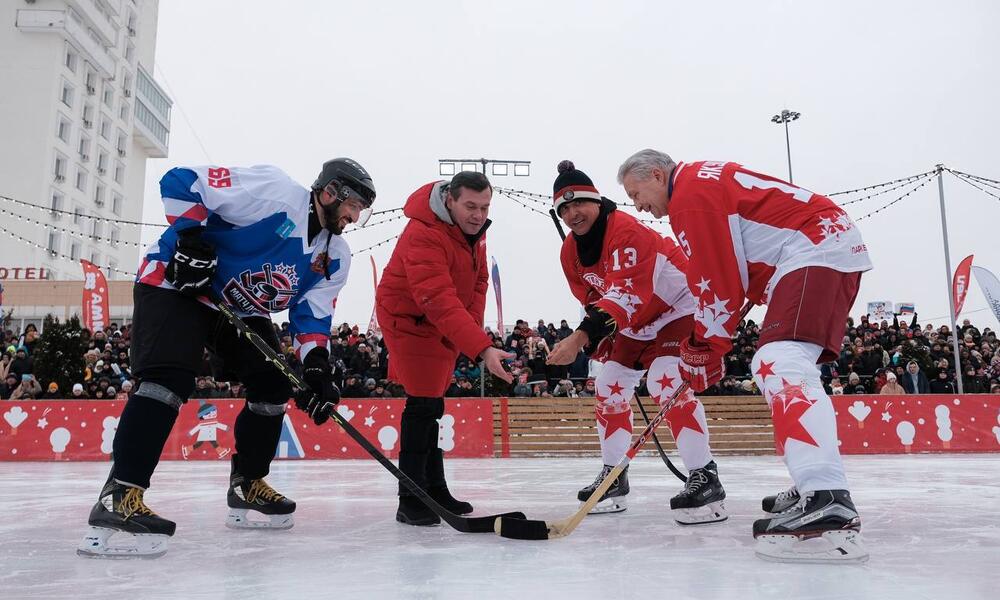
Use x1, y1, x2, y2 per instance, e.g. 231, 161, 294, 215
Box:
80, 260, 110, 332
953, 254, 974, 318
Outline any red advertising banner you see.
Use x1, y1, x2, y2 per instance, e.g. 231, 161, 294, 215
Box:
952, 254, 974, 318
80, 259, 110, 332
0, 398, 494, 461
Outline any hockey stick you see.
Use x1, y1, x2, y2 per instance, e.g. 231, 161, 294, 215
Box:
211, 297, 526, 533
550, 207, 685, 482
495, 303, 752, 540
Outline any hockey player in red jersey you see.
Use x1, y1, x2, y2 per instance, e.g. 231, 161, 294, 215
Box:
545, 161, 726, 524
618, 149, 870, 563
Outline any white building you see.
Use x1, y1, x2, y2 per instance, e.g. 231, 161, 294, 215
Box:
0, 0, 170, 281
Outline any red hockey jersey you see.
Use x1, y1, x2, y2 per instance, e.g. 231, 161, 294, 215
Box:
667, 161, 873, 356
560, 210, 695, 340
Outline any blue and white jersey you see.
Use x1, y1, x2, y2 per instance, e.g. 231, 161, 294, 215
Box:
138, 165, 349, 359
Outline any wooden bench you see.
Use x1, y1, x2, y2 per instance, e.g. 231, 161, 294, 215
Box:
493, 396, 775, 457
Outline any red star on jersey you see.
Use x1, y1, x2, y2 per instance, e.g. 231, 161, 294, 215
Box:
755, 360, 776, 380
595, 407, 632, 440
656, 373, 676, 392
665, 397, 704, 440
769, 378, 818, 454
606, 381, 625, 397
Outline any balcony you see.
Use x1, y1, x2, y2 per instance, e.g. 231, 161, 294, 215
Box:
16, 10, 116, 77
133, 66, 171, 158
65, 0, 119, 47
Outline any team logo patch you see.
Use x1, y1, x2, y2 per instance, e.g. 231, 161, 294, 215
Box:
223, 263, 299, 313
583, 272, 607, 292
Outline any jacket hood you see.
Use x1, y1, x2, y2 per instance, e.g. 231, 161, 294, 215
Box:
404, 181, 453, 226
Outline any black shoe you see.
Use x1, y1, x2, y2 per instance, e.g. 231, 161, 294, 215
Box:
670, 461, 728, 525
226, 455, 295, 529
761, 486, 800, 513
426, 448, 473, 514
577, 465, 629, 514
396, 495, 441, 526
753, 489, 861, 538
87, 476, 176, 536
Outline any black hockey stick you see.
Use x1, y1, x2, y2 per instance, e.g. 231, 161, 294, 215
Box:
549, 207, 685, 482
496, 303, 753, 540
211, 297, 526, 533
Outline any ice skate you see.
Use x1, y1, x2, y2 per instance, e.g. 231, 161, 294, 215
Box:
77, 477, 176, 559
753, 489, 869, 563
761, 485, 800, 513
577, 465, 629, 514
226, 456, 296, 530
670, 460, 728, 525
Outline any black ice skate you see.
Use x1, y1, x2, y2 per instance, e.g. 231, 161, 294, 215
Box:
669, 460, 728, 525
753, 489, 868, 563
577, 465, 629, 514
77, 477, 176, 559
761, 485, 800, 513
226, 456, 296, 530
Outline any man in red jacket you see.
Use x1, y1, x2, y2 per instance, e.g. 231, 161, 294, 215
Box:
618, 149, 870, 563
375, 171, 513, 526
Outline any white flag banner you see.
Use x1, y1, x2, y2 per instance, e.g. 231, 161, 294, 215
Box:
971, 266, 1000, 324
867, 301, 893, 321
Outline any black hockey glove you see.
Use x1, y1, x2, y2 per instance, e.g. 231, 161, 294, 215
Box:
165, 228, 217, 297
297, 348, 340, 425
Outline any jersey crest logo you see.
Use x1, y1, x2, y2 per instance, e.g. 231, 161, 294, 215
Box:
583, 272, 607, 292
223, 262, 298, 313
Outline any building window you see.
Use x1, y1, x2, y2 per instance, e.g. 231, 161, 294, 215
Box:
61, 81, 75, 108
125, 43, 135, 64
116, 130, 127, 157
97, 150, 109, 174
111, 192, 123, 216
73, 206, 84, 225
91, 250, 101, 265
82, 103, 94, 129
64, 44, 78, 73
109, 226, 120, 247
50, 191, 64, 217
56, 115, 72, 143
99, 115, 111, 140
85, 69, 97, 96
119, 101, 130, 122
103, 85, 114, 109
76, 168, 88, 192
47, 231, 61, 255
70, 240, 82, 261
78, 134, 91, 161
54, 154, 68, 182
94, 183, 105, 207
113, 162, 124, 185
122, 73, 133, 98
91, 218, 103, 240
108, 259, 118, 280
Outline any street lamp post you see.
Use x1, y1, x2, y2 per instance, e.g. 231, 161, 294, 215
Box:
770, 109, 801, 183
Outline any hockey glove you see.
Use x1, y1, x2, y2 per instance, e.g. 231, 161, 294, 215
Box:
165, 228, 217, 297
297, 348, 340, 425
679, 335, 724, 393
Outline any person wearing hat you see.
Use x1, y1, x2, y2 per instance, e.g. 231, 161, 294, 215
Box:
80, 158, 377, 559
901, 360, 930, 394
617, 149, 872, 562
375, 170, 513, 526
71, 383, 88, 398
545, 161, 725, 523
43, 382, 62, 399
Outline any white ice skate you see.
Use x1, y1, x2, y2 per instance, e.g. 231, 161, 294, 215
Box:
77, 526, 170, 559
754, 529, 869, 564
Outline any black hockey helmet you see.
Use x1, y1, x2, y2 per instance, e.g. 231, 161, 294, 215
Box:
312, 157, 376, 227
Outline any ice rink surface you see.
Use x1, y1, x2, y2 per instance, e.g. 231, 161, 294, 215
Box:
2, 454, 998, 600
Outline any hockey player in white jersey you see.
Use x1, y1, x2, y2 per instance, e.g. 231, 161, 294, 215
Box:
78, 158, 375, 559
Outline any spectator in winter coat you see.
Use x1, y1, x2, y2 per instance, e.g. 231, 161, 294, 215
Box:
42, 382, 62, 399
901, 361, 930, 394
880, 372, 906, 395
1, 374, 18, 399
9, 374, 42, 400
929, 370, 955, 394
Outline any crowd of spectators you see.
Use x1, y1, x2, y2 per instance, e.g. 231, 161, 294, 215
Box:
3, 311, 1000, 401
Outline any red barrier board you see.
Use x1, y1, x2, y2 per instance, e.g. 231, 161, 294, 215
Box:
832, 394, 1000, 454
0, 398, 494, 461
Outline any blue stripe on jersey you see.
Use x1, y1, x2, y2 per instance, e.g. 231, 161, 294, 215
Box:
159, 167, 201, 203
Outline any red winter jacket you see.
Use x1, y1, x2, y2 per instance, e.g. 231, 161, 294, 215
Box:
375, 181, 492, 396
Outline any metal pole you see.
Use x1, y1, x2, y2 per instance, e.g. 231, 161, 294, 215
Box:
480, 360, 486, 396
937, 165, 963, 393
784, 119, 794, 184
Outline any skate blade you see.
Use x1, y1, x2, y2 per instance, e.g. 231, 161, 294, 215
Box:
754, 529, 869, 564
76, 527, 169, 559
226, 509, 294, 530
584, 496, 627, 515
673, 500, 728, 526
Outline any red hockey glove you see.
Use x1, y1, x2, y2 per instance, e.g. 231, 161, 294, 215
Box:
679, 336, 724, 393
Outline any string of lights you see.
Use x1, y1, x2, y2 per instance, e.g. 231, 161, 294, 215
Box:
496, 189, 552, 217
348, 211, 407, 232
499, 187, 666, 226
828, 170, 936, 197
947, 169, 1000, 189
0, 194, 168, 228
948, 170, 1000, 203
0, 222, 136, 277
837, 172, 936, 206
853, 176, 932, 222
0, 207, 146, 249
370, 207, 404, 216
350, 232, 402, 256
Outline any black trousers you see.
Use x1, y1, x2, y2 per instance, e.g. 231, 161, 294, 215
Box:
111, 284, 291, 488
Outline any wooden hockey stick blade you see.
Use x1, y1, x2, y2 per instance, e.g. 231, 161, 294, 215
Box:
211, 298, 526, 534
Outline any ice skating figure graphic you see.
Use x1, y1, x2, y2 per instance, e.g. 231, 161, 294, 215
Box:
182, 401, 231, 459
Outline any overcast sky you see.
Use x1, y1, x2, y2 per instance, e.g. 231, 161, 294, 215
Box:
141, 0, 1000, 332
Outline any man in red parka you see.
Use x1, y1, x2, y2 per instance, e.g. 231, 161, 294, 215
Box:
375, 171, 513, 526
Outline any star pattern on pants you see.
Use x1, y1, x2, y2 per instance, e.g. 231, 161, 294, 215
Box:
606, 381, 625, 397
754, 360, 776, 380
767, 378, 819, 454
665, 396, 704, 440
596, 407, 632, 440
655, 373, 676, 392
